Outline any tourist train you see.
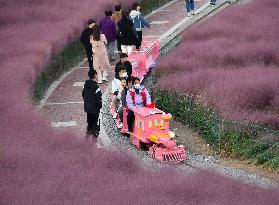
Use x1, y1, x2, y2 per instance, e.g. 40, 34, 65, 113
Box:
112, 40, 187, 163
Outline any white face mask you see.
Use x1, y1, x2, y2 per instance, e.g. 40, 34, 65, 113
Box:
134, 83, 141, 89
121, 72, 127, 78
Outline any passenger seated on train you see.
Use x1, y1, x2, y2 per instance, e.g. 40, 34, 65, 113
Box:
115, 53, 132, 80
116, 77, 128, 128
126, 77, 151, 132
111, 65, 127, 118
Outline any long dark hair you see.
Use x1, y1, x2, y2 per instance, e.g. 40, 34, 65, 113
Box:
92, 25, 101, 41
121, 11, 129, 19
132, 2, 140, 10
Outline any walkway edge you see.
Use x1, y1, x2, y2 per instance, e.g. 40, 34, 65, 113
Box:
39, 58, 87, 108
145, 0, 179, 18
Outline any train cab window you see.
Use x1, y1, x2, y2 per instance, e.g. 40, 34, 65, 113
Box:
155, 119, 158, 126
160, 119, 164, 126
148, 120, 153, 128
137, 118, 140, 128
141, 121, 145, 131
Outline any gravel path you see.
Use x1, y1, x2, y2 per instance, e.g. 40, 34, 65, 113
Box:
99, 70, 278, 189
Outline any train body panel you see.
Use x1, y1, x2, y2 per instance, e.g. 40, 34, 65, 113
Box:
128, 40, 160, 81
120, 107, 187, 163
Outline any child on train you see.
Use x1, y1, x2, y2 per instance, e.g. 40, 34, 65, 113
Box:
115, 77, 128, 128
111, 65, 127, 118
115, 53, 132, 80
126, 77, 151, 132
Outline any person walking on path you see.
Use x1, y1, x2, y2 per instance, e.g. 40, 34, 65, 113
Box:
80, 19, 96, 70
90, 25, 110, 84
112, 4, 123, 53
130, 2, 151, 51
82, 69, 102, 137
185, 0, 195, 17
117, 11, 137, 55
111, 65, 127, 118
100, 10, 117, 62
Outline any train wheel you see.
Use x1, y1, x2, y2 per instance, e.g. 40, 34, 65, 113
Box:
149, 146, 156, 158
140, 142, 149, 151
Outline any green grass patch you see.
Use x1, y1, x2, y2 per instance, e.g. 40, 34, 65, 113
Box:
154, 89, 279, 171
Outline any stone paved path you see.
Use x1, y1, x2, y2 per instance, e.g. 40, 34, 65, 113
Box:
40, 0, 209, 140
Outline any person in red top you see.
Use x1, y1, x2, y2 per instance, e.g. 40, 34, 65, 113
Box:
126, 77, 151, 132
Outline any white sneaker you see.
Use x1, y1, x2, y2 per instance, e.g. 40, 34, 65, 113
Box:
190, 10, 195, 15
113, 113, 118, 119
102, 76, 108, 82
98, 80, 103, 84
187, 13, 191, 17
102, 71, 108, 82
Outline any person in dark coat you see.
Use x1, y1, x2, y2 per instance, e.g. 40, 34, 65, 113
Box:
112, 4, 123, 53
117, 11, 137, 55
80, 19, 96, 70
82, 69, 102, 137
100, 10, 117, 62
115, 53, 132, 80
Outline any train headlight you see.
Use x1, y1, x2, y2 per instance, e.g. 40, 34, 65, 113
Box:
168, 131, 175, 138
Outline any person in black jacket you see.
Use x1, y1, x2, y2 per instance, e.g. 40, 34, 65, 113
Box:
80, 19, 96, 70
115, 53, 132, 80
117, 11, 137, 55
82, 69, 102, 137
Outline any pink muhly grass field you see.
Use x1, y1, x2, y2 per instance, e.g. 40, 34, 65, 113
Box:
0, 0, 279, 204
156, 0, 279, 129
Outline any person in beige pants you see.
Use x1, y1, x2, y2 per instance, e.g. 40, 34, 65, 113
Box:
90, 25, 110, 84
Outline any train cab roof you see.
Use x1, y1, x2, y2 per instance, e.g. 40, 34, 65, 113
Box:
134, 107, 163, 117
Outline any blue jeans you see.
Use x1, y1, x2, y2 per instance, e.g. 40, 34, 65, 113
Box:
185, 0, 195, 13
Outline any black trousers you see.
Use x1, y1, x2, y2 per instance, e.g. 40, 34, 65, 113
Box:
127, 110, 135, 132
136, 31, 143, 50
85, 49, 93, 70
87, 113, 99, 132
116, 37, 122, 53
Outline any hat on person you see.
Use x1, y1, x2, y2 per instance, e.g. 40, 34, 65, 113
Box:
87, 19, 96, 25
120, 53, 128, 58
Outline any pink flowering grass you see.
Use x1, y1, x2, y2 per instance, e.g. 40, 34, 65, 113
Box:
156, 0, 279, 129
1, 0, 279, 204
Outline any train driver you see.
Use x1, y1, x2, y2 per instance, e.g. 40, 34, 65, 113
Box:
126, 77, 151, 132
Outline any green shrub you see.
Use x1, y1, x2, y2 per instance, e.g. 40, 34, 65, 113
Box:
254, 147, 279, 164
240, 142, 270, 159
266, 156, 279, 170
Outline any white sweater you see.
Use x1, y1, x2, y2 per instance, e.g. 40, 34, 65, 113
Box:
111, 78, 121, 94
